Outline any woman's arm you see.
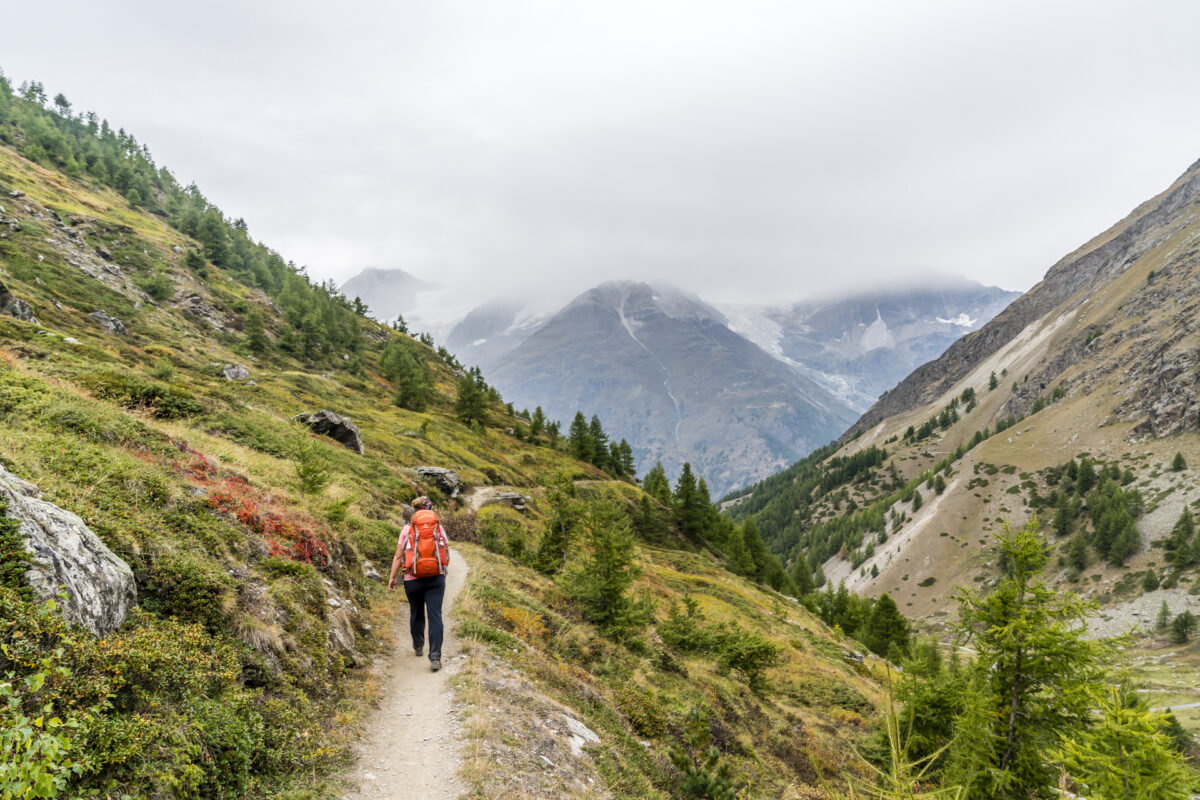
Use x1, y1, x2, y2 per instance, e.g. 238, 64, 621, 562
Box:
388, 527, 409, 590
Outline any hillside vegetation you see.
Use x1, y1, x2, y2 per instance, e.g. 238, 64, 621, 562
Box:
0, 71, 895, 799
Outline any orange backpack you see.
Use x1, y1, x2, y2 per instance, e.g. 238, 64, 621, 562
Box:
405, 509, 449, 578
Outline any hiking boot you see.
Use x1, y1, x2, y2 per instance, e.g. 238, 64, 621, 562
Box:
413, 645, 423, 656
430, 658, 442, 672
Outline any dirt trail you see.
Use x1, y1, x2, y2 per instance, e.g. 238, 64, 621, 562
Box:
344, 553, 468, 799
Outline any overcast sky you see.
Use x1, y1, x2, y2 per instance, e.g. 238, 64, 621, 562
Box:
3, 0, 1200, 307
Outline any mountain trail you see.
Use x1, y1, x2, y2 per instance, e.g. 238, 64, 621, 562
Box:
343, 553, 468, 799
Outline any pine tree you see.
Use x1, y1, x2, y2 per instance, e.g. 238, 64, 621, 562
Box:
725, 526, 756, 576
945, 519, 1109, 799
1171, 451, 1188, 472
789, 551, 814, 596
1171, 611, 1197, 644
529, 406, 546, 438
533, 477, 578, 575
1157, 600, 1171, 631
588, 415, 609, 468
454, 371, 488, 426
864, 593, 910, 658
243, 309, 270, 354
1052, 492, 1072, 538
1057, 680, 1190, 800
674, 463, 706, 541
558, 497, 648, 638
618, 439, 636, 478
642, 462, 672, 504
667, 710, 737, 800
381, 337, 430, 411
1066, 532, 1088, 573
567, 412, 593, 463
1169, 507, 1196, 569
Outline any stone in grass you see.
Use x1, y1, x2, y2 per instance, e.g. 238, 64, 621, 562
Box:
222, 364, 250, 381
0, 463, 136, 636
295, 409, 365, 454
89, 309, 127, 335
0, 280, 38, 325
415, 466, 461, 499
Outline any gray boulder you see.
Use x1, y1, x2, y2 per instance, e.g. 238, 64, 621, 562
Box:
0, 464, 136, 635
295, 409, 364, 454
223, 364, 251, 381
416, 466, 461, 498
89, 309, 127, 335
0, 280, 38, 325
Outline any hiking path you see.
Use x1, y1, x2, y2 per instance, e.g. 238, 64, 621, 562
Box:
343, 552, 468, 799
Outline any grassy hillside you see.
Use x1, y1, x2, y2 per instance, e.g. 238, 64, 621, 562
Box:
0, 75, 892, 799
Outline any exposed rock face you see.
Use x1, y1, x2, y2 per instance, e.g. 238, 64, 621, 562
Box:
295, 410, 365, 454
89, 309, 127, 335
841, 157, 1200, 442
0, 280, 38, 324
416, 466, 461, 498
0, 464, 136, 635
223, 364, 250, 381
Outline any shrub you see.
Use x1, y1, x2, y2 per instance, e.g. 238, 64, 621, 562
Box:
714, 628, 781, 693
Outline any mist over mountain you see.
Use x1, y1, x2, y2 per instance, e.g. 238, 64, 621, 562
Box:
720, 279, 1020, 411
433, 277, 1014, 493
338, 267, 432, 322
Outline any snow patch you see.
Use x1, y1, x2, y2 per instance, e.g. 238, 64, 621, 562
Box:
936, 313, 976, 327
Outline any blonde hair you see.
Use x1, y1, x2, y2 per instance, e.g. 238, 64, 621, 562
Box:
412, 495, 432, 510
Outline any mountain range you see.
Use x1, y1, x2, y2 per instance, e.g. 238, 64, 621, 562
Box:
343, 268, 1016, 494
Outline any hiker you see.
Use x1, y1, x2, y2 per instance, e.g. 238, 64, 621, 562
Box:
388, 495, 451, 671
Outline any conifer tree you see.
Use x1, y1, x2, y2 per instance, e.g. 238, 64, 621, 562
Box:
789, 551, 814, 596
381, 337, 430, 411
454, 370, 488, 425
618, 439, 636, 478
1066, 532, 1088, 573
642, 462, 672, 504
567, 412, 593, 463
725, 525, 756, 576
529, 406, 546, 438
533, 477, 578, 575
243, 309, 270, 354
865, 593, 910, 658
588, 415, 609, 468
1171, 611, 1197, 645
1171, 451, 1188, 472
668, 710, 737, 800
1157, 600, 1172, 631
558, 497, 647, 638
1052, 492, 1072, 538
673, 463, 706, 541
945, 519, 1109, 799
1056, 680, 1190, 800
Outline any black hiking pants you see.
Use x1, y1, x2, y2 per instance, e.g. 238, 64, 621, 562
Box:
403, 574, 445, 660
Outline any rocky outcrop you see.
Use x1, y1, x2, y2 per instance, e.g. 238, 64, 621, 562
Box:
0, 280, 38, 324
0, 464, 136, 635
295, 410, 364, 454
416, 466, 461, 499
223, 364, 251, 381
89, 309, 127, 335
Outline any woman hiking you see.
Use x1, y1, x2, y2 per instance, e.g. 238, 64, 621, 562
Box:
388, 495, 451, 671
